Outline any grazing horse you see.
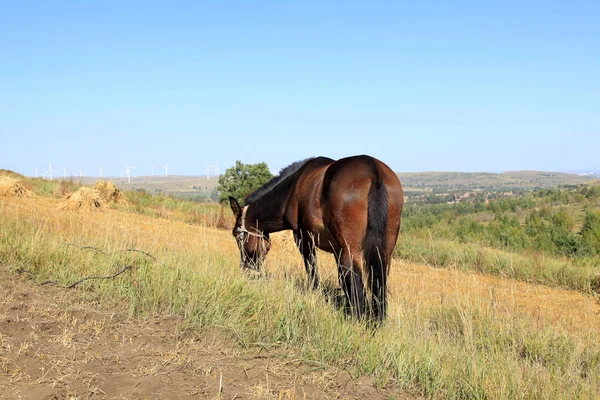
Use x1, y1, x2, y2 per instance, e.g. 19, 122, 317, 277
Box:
229, 155, 403, 321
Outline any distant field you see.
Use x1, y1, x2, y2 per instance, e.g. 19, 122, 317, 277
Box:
79, 175, 220, 199
398, 170, 597, 191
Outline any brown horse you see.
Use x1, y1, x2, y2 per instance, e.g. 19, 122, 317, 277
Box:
229, 155, 403, 321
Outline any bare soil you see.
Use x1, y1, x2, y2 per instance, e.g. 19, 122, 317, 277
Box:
0, 265, 414, 399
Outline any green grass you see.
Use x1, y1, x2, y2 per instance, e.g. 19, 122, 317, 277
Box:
397, 185, 600, 294
396, 235, 600, 294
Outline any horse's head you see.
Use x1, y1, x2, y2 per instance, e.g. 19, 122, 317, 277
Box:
229, 197, 271, 270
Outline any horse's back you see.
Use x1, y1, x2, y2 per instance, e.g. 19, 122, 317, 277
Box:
320, 155, 403, 250
322, 155, 403, 210
288, 155, 402, 251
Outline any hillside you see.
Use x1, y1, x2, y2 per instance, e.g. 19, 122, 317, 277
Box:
397, 170, 596, 191
2, 170, 600, 398
2, 193, 600, 398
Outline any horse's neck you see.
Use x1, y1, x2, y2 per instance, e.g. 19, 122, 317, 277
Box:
246, 181, 294, 234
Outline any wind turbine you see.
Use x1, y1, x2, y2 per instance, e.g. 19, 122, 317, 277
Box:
34, 166, 39, 178
163, 164, 168, 177
150, 164, 155, 176
100, 166, 104, 178
62, 165, 67, 178
78, 169, 83, 178
45, 162, 57, 181
204, 161, 218, 180
125, 165, 134, 183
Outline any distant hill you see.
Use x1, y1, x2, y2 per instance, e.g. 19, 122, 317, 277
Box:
397, 170, 596, 191
32, 170, 598, 200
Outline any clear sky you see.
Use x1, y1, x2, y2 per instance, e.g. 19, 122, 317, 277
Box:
1, 1, 598, 177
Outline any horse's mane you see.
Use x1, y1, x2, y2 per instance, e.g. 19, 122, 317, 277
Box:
245, 158, 314, 204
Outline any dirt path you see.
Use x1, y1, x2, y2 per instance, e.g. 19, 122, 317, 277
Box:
0, 266, 414, 400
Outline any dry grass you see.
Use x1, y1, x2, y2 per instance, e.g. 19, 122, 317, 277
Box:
93, 180, 128, 204
0, 177, 34, 198
58, 187, 106, 212
52, 180, 79, 198
8, 196, 599, 335
0, 169, 25, 179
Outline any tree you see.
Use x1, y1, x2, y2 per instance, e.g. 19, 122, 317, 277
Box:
581, 210, 600, 254
217, 160, 273, 203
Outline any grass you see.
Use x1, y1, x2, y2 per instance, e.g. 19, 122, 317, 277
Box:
120, 189, 231, 228
397, 187, 600, 295
14, 173, 600, 295
2, 195, 600, 399
396, 235, 600, 294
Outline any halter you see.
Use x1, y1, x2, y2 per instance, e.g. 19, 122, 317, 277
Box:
236, 205, 269, 270
237, 205, 267, 239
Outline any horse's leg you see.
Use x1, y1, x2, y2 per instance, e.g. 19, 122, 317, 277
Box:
294, 230, 319, 289
337, 249, 366, 320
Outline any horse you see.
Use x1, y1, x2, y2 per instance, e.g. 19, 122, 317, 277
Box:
228, 155, 403, 322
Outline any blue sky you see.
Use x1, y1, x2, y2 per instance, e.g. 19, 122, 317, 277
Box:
1, 1, 598, 177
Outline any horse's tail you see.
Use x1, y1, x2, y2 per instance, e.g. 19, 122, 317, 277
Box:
364, 161, 390, 321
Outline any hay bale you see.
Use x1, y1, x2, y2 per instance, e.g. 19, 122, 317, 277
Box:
0, 177, 35, 198
58, 187, 106, 212
93, 180, 127, 204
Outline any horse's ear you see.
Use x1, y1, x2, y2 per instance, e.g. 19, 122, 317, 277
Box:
229, 197, 241, 218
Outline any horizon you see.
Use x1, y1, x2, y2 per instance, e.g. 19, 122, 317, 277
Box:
14, 164, 600, 180
1, 1, 598, 175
